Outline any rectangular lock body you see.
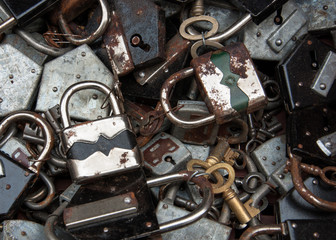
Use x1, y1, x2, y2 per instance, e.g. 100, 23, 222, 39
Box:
0, 152, 36, 221
61, 114, 142, 184
277, 34, 336, 112
191, 42, 267, 124
171, 100, 219, 145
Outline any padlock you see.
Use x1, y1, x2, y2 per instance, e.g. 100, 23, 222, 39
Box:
243, 0, 308, 61
170, 100, 220, 146
60, 81, 142, 184
35, 44, 115, 121
161, 42, 267, 128
141, 132, 192, 175
277, 34, 336, 112
184, 143, 211, 162
0, 0, 59, 34
0, 40, 43, 117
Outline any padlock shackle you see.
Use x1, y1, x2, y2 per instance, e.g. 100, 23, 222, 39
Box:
0, 111, 54, 173
58, 0, 110, 45
147, 171, 214, 234
60, 81, 120, 128
160, 68, 216, 128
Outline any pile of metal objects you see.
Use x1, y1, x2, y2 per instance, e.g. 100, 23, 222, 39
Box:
0, 0, 336, 239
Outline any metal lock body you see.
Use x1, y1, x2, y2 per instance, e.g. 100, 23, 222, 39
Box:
243, 0, 308, 61
287, 106, 336, 165
171, 100, 219, 146
0, 43, 42, 117
141, 132, 192, 175
277, 34, 336, 112
184, 143, 211, 162
60, 81, 142, 184
112, 0, 166, 69
190, 42, 267, 124
35, 44, 115, 121
295, 0, 336, 33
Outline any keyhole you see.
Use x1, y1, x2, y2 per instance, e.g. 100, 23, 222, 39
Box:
130, 34, 150, 52
164, 156, 176, 165
274, 7, 283, 25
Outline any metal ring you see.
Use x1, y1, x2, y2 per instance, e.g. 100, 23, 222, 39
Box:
242, 172, 266, 193
205, 163, 235, 194
190, 39, 224, 59
58, 0, 110, 45
0, 124, 17, 148
321, 166, 336, 187
262, 80, 281, 102
245, 138, 263, 153
179, 15, 219, 41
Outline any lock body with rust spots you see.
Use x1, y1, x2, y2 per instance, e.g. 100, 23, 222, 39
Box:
60, 81, 142, 184
190, 42, 267, 124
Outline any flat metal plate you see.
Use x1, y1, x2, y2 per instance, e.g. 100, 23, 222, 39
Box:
317, 131, 336, 157
35, 44, 115, 121
0, 44, 42, 117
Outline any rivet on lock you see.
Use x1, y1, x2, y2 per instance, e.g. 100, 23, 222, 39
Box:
161, 42, 267, 128
60, 81, 142, 184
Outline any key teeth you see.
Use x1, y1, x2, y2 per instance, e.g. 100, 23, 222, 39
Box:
244, 199, 260, 218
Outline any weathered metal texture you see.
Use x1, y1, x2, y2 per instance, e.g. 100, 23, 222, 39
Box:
243, 0, 308, 61
112, 0, 166, 68
103, 10, 134, 76
0, 137, 32, 169
277, 177, 336, 222
0, 220, 46, 240
287, 106, 336, 165
277, 34, 336, 112
191, 42, 267, 124
230, 0, 289, 24
156, 201, 232, 240
141, 132, 192, 175
0, 44, 42, 117
317, 130, 336, 157
0, 152, 36, 221
134, 33, 191, 85
239, 224, 285, 240
63, 170, 159, 239
184, 144, 210, 162
1, 33, 48, 65
295, 0, 336, 33
35, 44, 114, 121
170, 100, 219, 145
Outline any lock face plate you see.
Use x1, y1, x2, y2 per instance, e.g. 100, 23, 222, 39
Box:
35, 44, 114, 121
191, 42, 267, 124
62, 115, 142, 183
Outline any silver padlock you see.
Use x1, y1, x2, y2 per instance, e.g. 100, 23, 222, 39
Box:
60, 81, 142, 184
35, 44, 115, 121
243, 0, 308, 61
141, 132, 192, 176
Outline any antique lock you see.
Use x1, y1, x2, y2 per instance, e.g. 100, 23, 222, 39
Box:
243, 0, 308, 61
35, 44, 115, 121
60, 81, 142, 184
277, 34, 336, 112
141, 132, 192, 176
170, 100, 220, 146
161, 42, 267, 128
0, 0, 59, 34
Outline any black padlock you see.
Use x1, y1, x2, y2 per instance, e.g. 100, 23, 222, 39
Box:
0, 0, 59, 33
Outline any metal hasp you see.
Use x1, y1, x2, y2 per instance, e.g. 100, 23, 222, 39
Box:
230, 0, 289, 24
0, 44, 42, 117
295, 0, 336, 32
62, 170, 159, 239
171, 100, 219, 146
277, 34, 336, 112
277, 177, 336, 222
311, 51, 336, 97
190, 42, 267, 124
286, 219, 336, 239
0, 0, 59, 33
317, 131, 336, 157
112, 0, 166, 69
141, 132, 192, 175
35, 44, 114, 121
243, 0, 307, 61
0, 152, 36, 221
287, 106, 336, 165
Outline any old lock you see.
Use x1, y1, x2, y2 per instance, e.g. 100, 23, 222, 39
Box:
60, 81, 142, 184
160, 42, 267, 128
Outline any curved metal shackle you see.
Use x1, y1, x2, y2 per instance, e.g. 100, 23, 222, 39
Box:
147, 171, 214, 234
160, 68, 216, 128
60, 81, 120, 128
58, 0, 110, 45
0, 111, 54, 173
